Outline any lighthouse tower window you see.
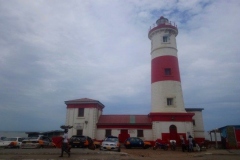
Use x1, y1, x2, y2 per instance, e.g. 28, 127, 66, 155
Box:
167, 98, 173, 106
163, 36, 168, 42
192, 119, 196, 126
165, 68, 172, 75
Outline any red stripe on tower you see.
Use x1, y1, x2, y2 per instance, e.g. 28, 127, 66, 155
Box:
151, 55, 181, 83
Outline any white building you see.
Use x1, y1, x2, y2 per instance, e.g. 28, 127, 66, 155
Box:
65, 16, 205, 145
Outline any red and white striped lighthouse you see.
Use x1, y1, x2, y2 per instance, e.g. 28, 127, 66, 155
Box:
148, 16, 194, 141
148, 16, 186, 113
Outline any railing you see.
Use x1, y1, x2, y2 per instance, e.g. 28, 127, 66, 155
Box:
149, 21, 178, 31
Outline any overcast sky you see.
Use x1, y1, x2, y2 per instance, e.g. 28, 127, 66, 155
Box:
0, 0, 239, 134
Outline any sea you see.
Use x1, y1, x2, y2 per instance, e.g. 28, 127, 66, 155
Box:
0, 131, 28, 138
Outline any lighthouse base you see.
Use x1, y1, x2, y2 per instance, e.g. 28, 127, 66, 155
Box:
149, 112, 199, 145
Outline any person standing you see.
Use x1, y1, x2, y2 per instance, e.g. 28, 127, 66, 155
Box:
188, 135, 193, 152
59, 129, 70, 157
181, 137, 186, 152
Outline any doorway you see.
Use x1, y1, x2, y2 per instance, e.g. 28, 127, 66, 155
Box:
118, 129, 129, 143
169, 125, 177, 140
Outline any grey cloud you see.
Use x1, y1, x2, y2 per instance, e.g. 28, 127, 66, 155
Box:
0, 0, 239, 132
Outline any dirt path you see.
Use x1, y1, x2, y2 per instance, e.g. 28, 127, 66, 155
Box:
0, 147, 239, 160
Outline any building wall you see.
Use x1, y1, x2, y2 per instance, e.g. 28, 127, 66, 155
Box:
152, 121, 193, 141
96, 129, 121, 140
95, 128, 153, 141
96, 129, 105, 140
144, 129, 153, 141
65, 105, 204, 144
151, 81, 186, 112
127, 129, 153, 141
189, 110, 205, 140
150, 32, 177, 56
66, 107, 100, 139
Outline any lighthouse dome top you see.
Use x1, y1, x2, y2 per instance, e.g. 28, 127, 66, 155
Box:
148, 16, 178, 39
156, 16, 169, 25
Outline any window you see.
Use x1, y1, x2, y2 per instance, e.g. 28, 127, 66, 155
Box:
19, 138, 24, 142
105, 129, 112, 137
135, 138, 141, 142
165, 68, 171, 75
44, 137, 50, 142
78, 108, 84, 117
167, 98, 173, 106
192, 119, 196, 126
163, 36, 168, 42
77, 130, 83, 135
137, 130, 144, 137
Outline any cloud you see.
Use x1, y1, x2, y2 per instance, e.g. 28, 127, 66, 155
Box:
0, 0, 239, 132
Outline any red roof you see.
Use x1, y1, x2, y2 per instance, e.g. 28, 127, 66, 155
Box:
97, 115, 151, 125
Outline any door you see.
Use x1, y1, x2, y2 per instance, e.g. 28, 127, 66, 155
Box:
118, 130, 129, 143
169, 125, 178, 141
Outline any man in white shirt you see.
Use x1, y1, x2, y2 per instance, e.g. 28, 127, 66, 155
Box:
59, 129, 70, 157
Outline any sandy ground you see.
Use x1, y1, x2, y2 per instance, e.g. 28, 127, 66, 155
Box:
0, 147, 240, 160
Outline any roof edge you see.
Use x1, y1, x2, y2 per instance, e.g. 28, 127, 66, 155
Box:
64, 98, 105, 108
185, 108, 204, 111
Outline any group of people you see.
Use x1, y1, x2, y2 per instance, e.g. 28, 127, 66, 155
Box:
181, 135, 200, 152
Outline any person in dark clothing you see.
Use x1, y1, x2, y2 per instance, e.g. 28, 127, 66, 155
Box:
59, 129, 70, 157
193, 138, 196, 147
181, 137, 186, 152
221, 136, 227, 149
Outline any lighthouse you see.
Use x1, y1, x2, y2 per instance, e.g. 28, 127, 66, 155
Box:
148, 16, 185, 113
64, 16, 205, 145
148, 16, 195, 141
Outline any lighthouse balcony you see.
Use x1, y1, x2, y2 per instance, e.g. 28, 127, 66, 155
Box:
148, 16, 178, 38
149, 21, 177, 31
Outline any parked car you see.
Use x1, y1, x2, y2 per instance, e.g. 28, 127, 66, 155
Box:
93, 141, 101, 148
0, 137, 6, 141
124, 137, 151, 149
100, 136, 120, 152
69, 135, 95, 149
0, 137, 25, 148
21, 135, 56, 149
